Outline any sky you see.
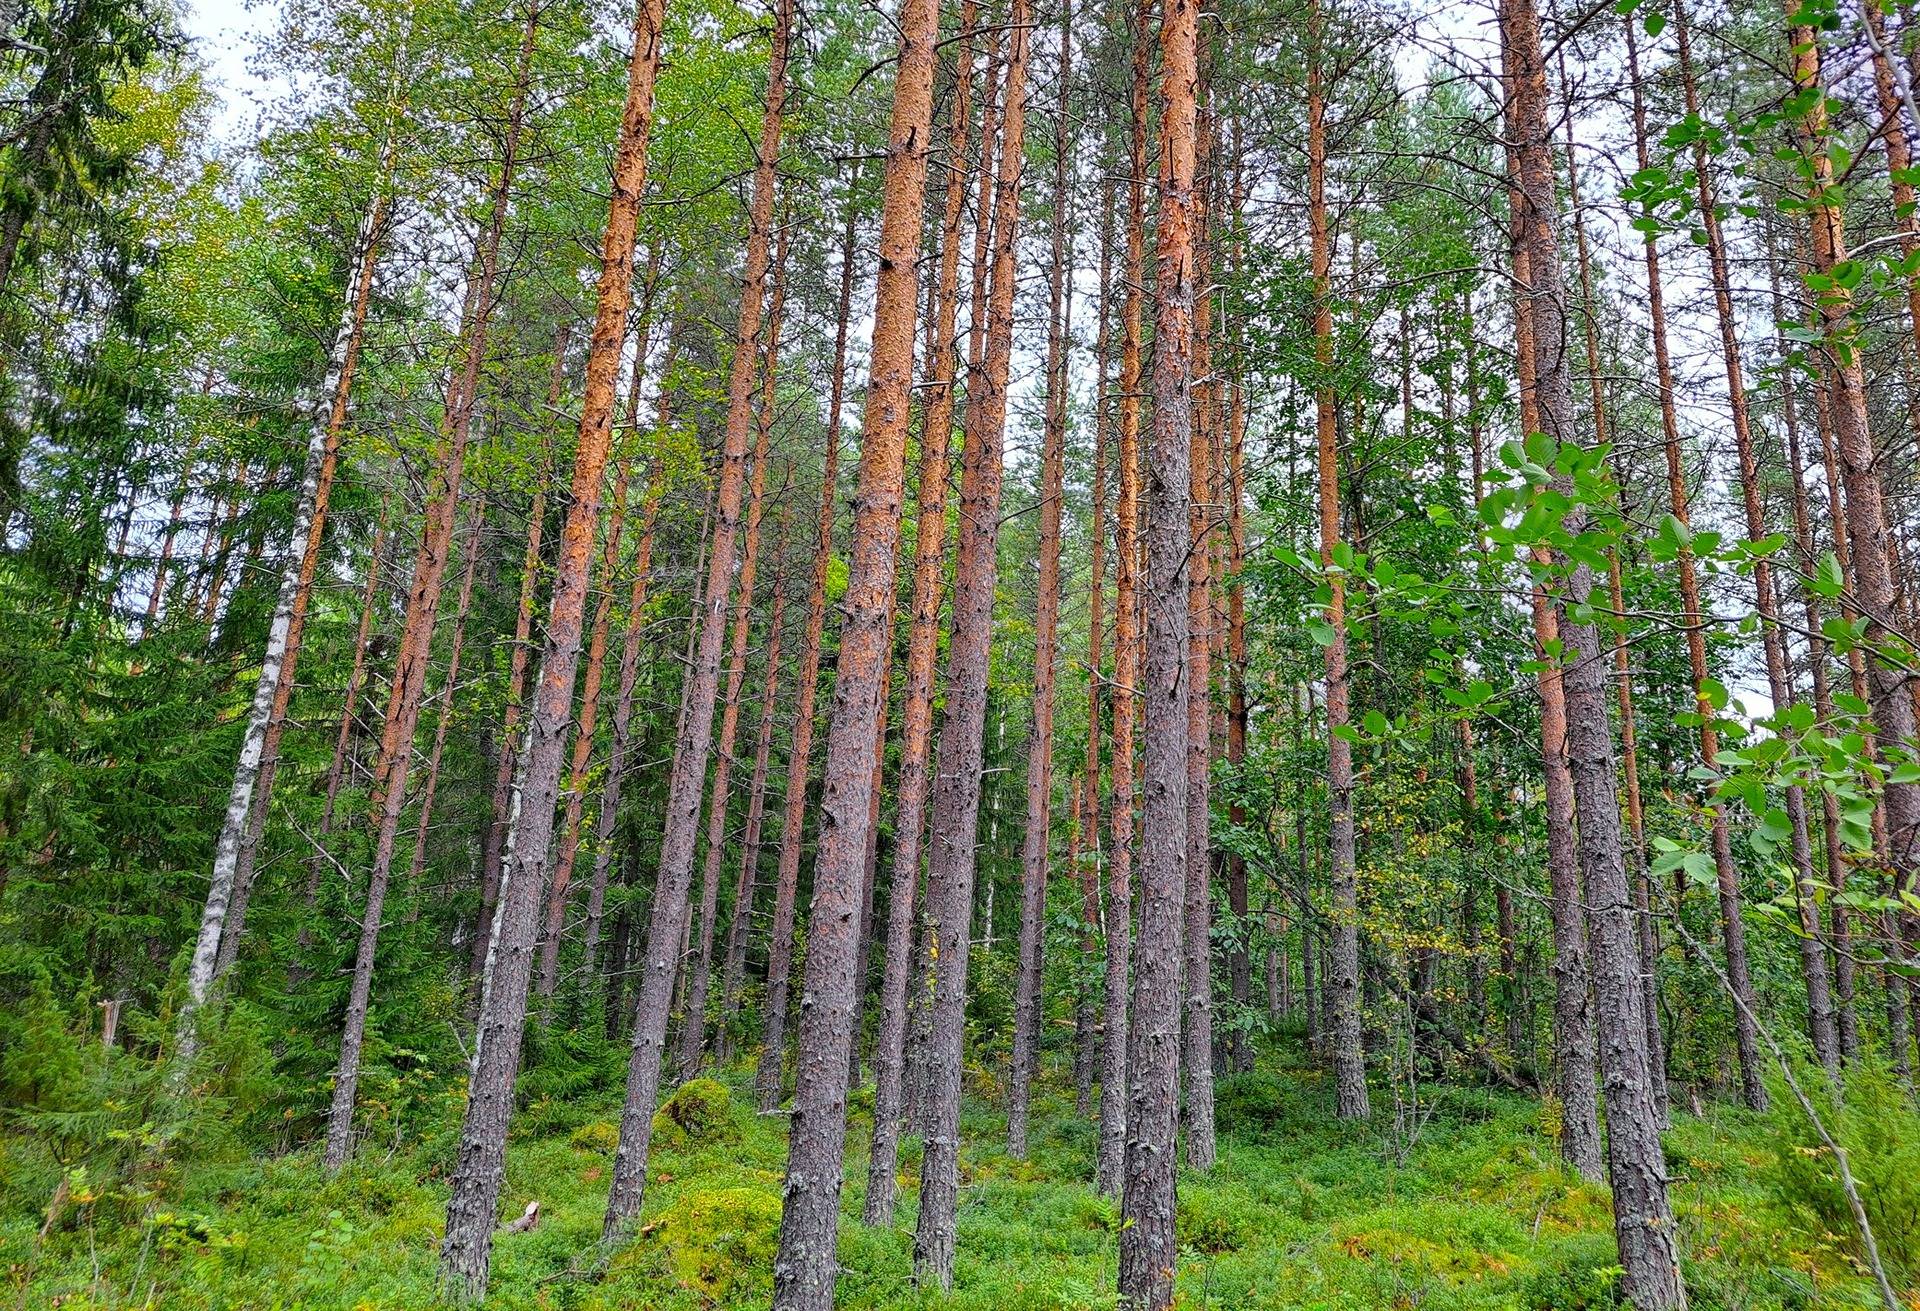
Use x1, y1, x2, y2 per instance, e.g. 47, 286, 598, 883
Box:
181, 0, 281, 138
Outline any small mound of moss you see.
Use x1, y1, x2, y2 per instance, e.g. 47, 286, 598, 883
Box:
652, 1184, 782, 1300
569, 1120, 620, 1155
651, 1077, 739, 1151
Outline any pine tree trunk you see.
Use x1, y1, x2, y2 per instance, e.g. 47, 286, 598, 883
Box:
437, 0, 667, 1288
757, 173, 860, 1113
1075, 187, 1113, 1116
679, 241, 784, 1071
721, 539, 787, 1037
1008, 1, 1073, 1158
540, 293, 663, 1002
1305, 8, 1368, 1123
473, 328, 568, 978
1095, 11, 1147, 1200
1657, 4, 1775, 1105
865, 6, 975, 1213
176, 188, 387, 1068
1787, 8, 1920, 1075
1501, 40, 1599, 1174
766, 0, 939, 1300
600, 0, 787, 1242
911, 4, 1029, 1285
1505, 0, 1683, 1299
583, 338, 677, 983
1570, 52, 1668, 1117
1117, 0, 1195, 1296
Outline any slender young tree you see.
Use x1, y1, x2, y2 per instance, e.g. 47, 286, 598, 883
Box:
175, 185, 388, 1063
1008, 0, 1072, 1158
1305, 0, 1367, 1121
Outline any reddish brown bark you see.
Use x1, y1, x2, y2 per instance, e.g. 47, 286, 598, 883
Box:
440, 0, 668, 1286
601, 0, 789, 1240
1118, 0, 1196, 1294
864, 6, 977, 1216
914, 1, 1029, 1284
757, 175, 859, 1110
403, 509, 486, 899
769, 0, 940, 1291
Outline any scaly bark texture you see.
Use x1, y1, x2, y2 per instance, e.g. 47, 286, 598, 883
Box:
437, 0, 667, 1288
1117, 0, 1194, 1297
1095, 7, 1148, 1199
767, 0, 940, 1299
601, 0, 789, 1242
865, 4, 975, 1216
1504, 0, 1683, 1300
757, 174, 860, 1113
1008, 0, 1072, 1160
472, 329, 568, 978
1786, 0, 1920, 1072
913, 1, 1028, 1284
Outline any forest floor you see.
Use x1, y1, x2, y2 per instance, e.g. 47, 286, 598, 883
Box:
0, 1040, 1897, 1310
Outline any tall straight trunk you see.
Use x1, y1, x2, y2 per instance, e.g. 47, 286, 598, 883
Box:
1305, 5, 1367, 1122
472, 331, 569, 976
176, 188, 388, 1067
437, 0, 667, 1288
1772, 260, 1860, 1061
848, 628, 896, 1084
911, 4, 1028, 1285
1571, 48, 1667, 1118
1008, 1, 1073, 1158
1095, 7, 1148, 1200
1787, 15, 1920, 1070
1501, 24, 1598, 1174
681, 239, 785, 1072
584, 339, 677, 981
1505, 0, 1683, 1301
402, 507, 486, 894
1075, 186, 1114, 1115
865, 5, 976, 1216
144, 472, 191, 624
758, 176, 860, 1111
534, 454, 634, 1002
210, 200, 387, 986
1225, 156, 1250, 1073
1652, 3, 1772, 1105
601, 0, 788, 1241
1182, 84, 1217, 1162
1117, 0, 1194, 1296
721, 539, 787, 1033
767, 0, 940, 1302
540, 297, 662, 1001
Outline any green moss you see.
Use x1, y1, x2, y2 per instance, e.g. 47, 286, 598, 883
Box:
650, 1184, 782, 1301
651, 1076, 740, 1152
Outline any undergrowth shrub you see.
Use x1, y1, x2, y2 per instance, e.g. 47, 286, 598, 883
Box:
1761, 1055, 1920, 1289
1517, 1231, 1625, 1310
649, 1183, 780, 1300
